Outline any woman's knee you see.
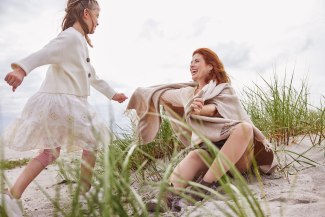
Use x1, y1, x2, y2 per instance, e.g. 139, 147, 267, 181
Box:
34, 148, 61, 167
235, 122, 253, 137
186, 149, 209, 162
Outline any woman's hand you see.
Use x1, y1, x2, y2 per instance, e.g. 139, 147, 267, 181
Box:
4, 67, 26, 92
190, 98, 218, 117
112, 93, 128, 103
190, 98, 204, 115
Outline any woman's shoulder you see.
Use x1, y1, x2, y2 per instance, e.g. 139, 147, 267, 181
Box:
217, 82, 237, 95
182, 85, 195, 92
170, 84, 195, 95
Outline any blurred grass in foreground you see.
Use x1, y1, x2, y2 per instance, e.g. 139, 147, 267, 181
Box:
1, 72, 324, 217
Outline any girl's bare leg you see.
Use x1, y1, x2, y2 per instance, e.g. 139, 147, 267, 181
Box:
203, 122, 254, 183
10, 148, 61, 199
80, 150, 96, 193
169, 149, 211, 189
9, 159, 45, 199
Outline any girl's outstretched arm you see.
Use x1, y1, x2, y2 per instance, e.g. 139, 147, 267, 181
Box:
4, 67, 26, 92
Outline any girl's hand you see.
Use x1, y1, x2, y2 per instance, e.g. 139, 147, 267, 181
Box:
4, 67, 26, 92
112, 93, 128, 103
190, 98, 204, 115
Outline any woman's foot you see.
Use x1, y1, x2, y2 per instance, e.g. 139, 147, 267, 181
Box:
146, 191, 182, 212
185, 178, 218, 202
80, 181, 91, 194
0, 189, 23, 217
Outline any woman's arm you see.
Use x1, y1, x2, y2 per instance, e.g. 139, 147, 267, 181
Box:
160, 89, 184, 107
190, 98, 218, 117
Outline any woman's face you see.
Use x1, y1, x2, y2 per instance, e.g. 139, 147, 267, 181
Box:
190, 53, 212, 83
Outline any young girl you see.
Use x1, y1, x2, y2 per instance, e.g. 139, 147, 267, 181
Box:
1, 0, 127, 215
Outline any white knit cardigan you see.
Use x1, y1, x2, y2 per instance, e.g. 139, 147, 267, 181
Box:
11, 27, 116, 99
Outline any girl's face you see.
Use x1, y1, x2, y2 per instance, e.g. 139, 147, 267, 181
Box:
190, 53, 212, 83
85, 6, 100, 34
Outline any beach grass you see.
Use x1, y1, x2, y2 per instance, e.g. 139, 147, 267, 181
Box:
242, 73, 310, 146
0, 158, 30, 170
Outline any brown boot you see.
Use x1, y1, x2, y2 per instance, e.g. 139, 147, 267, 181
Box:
185, 179, 218, 202
146, 190, 182, 212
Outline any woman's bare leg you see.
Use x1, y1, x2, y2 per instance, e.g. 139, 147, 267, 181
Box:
169, 149, 211, 189
202, 122, 254, 183
80, 150, 96, 193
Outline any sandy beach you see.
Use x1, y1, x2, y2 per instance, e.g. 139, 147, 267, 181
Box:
2, 136, 325, 217
185, 137, 325, 217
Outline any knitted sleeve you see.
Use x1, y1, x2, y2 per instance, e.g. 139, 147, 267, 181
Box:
11, 30, 73, 75
90, 68, 116, 100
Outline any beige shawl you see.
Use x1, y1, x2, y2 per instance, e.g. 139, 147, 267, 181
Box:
126, 81, 277, 174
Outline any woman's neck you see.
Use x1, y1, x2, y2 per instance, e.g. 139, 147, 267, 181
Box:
72, 22, 85, 36
194, 81, 208, 94
197, 81, 207, 90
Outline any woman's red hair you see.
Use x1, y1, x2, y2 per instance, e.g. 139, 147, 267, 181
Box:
193, 48, 230, 84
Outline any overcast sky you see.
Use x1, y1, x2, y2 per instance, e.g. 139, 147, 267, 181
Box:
0, 0, 324, 134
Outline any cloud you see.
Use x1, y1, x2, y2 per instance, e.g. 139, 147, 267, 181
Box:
0, 2, 33, 26
298, 37, 313, 53
0, 1, 65, 25
0, 1, 32, 14
139, 19, 164, 40
212, 42, 252, 68
160, 63, 185, 69
191, 17, 211, 37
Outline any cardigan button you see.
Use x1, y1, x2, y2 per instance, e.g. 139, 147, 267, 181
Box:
86, 57, 90, 62
88, 73, 91, 78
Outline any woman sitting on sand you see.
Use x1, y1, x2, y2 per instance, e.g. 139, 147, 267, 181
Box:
127, 48, 277, 211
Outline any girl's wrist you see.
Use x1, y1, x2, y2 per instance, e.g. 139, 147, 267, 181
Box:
16, 67, 27, 77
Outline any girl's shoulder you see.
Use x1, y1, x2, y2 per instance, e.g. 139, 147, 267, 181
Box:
53, 27, 82, 42
50, 27, 85, 49
60, 27, 82, 40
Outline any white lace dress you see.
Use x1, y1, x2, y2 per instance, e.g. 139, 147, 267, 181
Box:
2, 92, 110, 152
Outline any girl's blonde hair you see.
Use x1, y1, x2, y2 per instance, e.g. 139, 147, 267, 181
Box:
193, 48, 230, 84
62, 0, 99, 47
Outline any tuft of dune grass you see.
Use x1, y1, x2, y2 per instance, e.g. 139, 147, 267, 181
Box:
0, 158, 30, 170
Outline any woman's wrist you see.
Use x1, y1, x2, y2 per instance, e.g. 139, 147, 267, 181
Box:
200, 104, 217, 117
